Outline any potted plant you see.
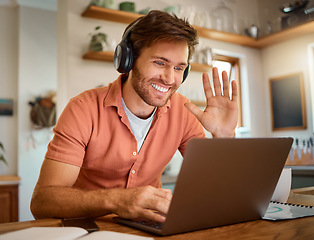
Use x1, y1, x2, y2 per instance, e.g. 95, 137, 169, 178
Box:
89, 26, 108, 52
0, 142, 7, 165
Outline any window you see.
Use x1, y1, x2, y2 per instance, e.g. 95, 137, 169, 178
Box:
212, 55, 242, 127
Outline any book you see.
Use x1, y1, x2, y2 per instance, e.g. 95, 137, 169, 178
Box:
263, 201, 314, 221
0, 227, 154, 240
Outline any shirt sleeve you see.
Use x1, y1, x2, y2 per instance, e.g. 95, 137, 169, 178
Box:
45, 96, 93, 167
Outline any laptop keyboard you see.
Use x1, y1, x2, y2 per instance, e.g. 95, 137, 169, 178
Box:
134, 219, 164, 229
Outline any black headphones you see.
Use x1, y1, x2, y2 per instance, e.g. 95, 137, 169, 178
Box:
113, 20, 190, 83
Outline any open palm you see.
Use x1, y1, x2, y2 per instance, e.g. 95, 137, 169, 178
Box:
185, 67, 238, 137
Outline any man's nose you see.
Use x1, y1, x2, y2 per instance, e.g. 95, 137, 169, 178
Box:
162, 67, 175, 85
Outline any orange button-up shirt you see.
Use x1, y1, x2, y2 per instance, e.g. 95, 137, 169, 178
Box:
45, 75, 205, 190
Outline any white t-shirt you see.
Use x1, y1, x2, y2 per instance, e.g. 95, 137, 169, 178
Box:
122, 98, 156, 152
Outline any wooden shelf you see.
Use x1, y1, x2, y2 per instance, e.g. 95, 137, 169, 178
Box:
194, 26, 256, 47
83, 51, 212, 73
82, 5, 256, 47
252, 21, 314, 48
82, 5, 314, 48
190, 62, 212, 72
83, 51, 114, 61
82, 5, 142, 24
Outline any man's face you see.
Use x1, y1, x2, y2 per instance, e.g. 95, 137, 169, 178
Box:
130, 40, 189, 107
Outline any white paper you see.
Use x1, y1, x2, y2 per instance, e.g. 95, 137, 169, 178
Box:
0, 227, 154, 240
0, 227, 88, 240
263, 202, 314, 220
271, 168, 291, 202
79, 231, 154, 240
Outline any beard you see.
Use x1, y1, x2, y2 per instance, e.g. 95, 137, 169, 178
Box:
131, 65, 179, 108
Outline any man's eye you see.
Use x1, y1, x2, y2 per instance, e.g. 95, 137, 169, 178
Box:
175, 66, 184, 71
154, 61, 164, 66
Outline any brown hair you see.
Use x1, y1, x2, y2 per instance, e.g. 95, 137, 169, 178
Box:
125, 10, 198, 63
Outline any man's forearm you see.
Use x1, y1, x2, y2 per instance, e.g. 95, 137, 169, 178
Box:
31, 184, 172, 222
30, 186, 114, 219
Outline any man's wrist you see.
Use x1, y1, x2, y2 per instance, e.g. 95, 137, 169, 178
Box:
101, 188, 122, 214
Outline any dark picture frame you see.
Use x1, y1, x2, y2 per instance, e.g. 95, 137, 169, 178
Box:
269, 73, 306, 131
0, 99, 13, 116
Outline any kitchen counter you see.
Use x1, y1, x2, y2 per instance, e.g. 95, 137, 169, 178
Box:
289, 166, 314, 175
0, 175, 21, 185
287, 166, 314, 189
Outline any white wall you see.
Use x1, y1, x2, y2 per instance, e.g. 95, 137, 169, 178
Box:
0, 6, 18, 175
17, 6, 57, 221
262, 34, 314, 138
309, 44, 314, 129
57, 0, 121, 112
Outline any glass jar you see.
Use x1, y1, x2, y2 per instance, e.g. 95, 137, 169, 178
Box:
211, 0, 235, 33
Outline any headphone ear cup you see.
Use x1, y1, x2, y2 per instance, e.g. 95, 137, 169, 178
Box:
114, 41, 134, 73
182, 63, 190, 83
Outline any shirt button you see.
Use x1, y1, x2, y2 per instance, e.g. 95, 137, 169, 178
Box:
132, 152, 136, 156
131, 170, 136, 174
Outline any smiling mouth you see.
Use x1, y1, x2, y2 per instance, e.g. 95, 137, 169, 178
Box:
151, 83, 169, 93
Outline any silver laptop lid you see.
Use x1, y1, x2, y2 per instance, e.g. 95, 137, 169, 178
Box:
162, 137, 293, 235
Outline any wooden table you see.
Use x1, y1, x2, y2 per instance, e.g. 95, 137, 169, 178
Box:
1, 187, 314, 239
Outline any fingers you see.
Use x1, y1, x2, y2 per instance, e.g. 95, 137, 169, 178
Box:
115, 186, 172, 222
211, 67, 230, 98
156, 188, 172, 201
212, 67, 222, 96
142, 187, 172, 215
138, 187, 172, 222
231, 80, 238, 103
202, 72, 213, 99
184, 101, 203, 122
222, 71, 230, 98
143, 188, 172, 222
141, 209, 166, 222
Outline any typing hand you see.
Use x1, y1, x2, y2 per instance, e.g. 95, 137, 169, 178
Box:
111, 186, 172, 222
185, 67, 238, 138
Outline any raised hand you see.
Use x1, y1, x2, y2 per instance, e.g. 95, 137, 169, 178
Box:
185, 67, 238, 138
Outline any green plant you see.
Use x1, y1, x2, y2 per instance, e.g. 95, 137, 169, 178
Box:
89, 26, 108, 52
0, 142, 7, 165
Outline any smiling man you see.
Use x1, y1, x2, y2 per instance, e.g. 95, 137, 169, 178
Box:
31, 10, 238, 223
123, 40, 188, 116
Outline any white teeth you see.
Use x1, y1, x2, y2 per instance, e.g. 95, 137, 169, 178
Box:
151, 83, 169, 93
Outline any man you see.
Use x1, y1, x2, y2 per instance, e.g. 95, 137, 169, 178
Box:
31, 10, 238, 223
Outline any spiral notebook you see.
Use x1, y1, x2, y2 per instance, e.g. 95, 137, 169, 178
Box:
263, 201, 314, 220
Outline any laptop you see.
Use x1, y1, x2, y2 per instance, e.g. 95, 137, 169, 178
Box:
114, 137, 293, 236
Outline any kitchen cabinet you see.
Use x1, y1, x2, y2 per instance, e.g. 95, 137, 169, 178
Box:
0, 176, 20, 223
